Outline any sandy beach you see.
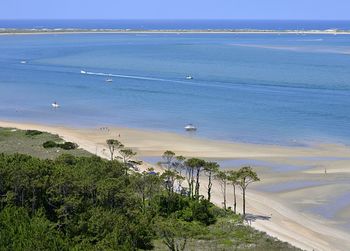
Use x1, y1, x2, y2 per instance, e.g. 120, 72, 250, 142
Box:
1, 120, 350, 250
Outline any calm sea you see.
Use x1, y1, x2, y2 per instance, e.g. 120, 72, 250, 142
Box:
1, 19, 350, 30
1, 20, 350, 146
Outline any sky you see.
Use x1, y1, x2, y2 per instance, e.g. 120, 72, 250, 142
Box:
0, 0, 349, 20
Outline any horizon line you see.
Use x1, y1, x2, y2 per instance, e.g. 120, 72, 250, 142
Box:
0, 18, 349, 21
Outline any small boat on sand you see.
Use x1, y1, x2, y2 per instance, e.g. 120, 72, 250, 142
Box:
52, 102, 60, 108
184, 124, 197, 131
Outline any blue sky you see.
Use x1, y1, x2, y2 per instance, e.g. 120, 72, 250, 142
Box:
0, 0, 349, 20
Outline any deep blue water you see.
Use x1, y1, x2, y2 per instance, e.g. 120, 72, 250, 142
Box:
1, 32, 350, 145
1, 19, 350, 30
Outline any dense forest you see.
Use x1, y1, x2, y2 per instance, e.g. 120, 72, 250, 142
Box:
0, 128, 300, 250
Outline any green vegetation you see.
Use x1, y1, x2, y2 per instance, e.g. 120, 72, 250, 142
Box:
0, 131, 301, 250
25, 129, 43, 137
0, 127, 91, 159
43, 140, 78, 150
106, 139, 124, 160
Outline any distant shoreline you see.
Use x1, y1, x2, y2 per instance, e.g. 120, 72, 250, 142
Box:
1, 28, 350, 35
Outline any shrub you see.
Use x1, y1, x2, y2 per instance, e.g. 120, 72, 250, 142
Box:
176, 206, 193, 222
158, 194, 190, 216
25, 130, 43, 136
55, 154, 77, 165
191, 199, 216, 226
42, 141, 78, 150
43, 141, 58, 148
59, 142, 78, 150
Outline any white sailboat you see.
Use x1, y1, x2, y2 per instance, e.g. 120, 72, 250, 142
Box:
184, 124, 197, 131
52, 102, 60, 108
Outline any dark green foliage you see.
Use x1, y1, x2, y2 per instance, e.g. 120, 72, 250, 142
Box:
43, 141, 78, 150
0, 206, 67, 250
43, 140, 58, 148
159, 193, 190, 216
191, 199, 216, 226
60, 142, 78, 150
0, 153, 299, 251
0, 153, 153, 250
172, 199, 216, 226
25, 129, 43, 136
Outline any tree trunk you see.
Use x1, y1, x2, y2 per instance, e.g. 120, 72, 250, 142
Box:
223, 181, 227, 210
242, 188, 246, 217
190, 169, 194, 198
110, 150, 114, 161
207, 173, 212, 202
233, 185, 237, 214
195, 167, 200, 199
187, 171, 191, 198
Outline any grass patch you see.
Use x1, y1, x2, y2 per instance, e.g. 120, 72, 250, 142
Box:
0, 127, 91, 159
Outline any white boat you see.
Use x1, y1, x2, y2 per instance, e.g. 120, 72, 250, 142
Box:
52, 102, 60, 108
20, 61, 27, 64
80, 70, 86, 74
186, 76, 193, 80
184, 124, 197, 131
105, 78, 113, 83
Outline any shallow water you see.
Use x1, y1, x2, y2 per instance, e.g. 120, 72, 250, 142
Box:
1, 33, 350, 146
310, 192, 350, 220
257, 180, 327, 193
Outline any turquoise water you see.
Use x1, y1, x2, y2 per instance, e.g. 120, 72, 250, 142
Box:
1, 33, 350, 145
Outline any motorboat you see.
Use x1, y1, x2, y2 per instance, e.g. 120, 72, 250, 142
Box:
80, 70, 86, 74
105, 78, 113, 83
184, 124, 197, 131
52, 102, 60, 108
186, 76, 193, 80
20, 61, 27, 64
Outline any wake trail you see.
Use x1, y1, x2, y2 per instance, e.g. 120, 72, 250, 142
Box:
82, 70, 194, 85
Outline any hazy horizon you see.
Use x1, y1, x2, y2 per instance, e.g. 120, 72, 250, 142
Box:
1, 18, 350, 21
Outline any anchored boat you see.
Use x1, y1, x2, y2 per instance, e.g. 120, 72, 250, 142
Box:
184, 124, 197, 131
52, 102, 60, 108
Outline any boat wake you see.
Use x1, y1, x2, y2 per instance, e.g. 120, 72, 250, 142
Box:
81, 70, 192, 85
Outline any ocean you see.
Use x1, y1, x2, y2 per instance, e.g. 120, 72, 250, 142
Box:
1, 19, 350, 30
1, 20, 350, 146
